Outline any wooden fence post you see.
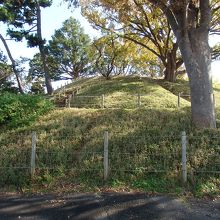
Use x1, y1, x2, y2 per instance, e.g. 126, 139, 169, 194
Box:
68, 94, 72, 108
65, 98, 68, 107
31, 131, 37, 177
102, 94, 105, 109
181, 131, 187, 184
104, 131, 109, 181
72, 92, 75, 105
137, 93, 141, 108
178, 93, 181, 109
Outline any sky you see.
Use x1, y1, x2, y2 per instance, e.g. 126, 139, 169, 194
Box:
0, 0, 99, 59
0, 0, 100, 88
0, 0, 220, 83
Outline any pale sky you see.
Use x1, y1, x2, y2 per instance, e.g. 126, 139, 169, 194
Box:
0, 0, 99, 60
0, 0, 219, 82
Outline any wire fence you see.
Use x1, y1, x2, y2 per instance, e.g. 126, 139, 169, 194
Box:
62, 93, 184, 109
187, 136, 220, 174
35, 149, 103, 171
108, 133, 182, 174
0, 131, 219, 185
55, 92, 218, 113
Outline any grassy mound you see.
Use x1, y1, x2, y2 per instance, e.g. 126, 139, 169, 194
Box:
54, 76, 190, 109
0, 77, 219, 197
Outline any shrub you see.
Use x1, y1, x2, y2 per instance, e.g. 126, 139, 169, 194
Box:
0, 92, 53, 127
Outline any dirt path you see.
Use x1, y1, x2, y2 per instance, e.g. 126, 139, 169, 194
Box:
0, 192, 219, 220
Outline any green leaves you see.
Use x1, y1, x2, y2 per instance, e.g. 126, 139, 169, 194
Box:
39, 0, 52, 8
6, 30, 24, 41
48, 17, 92, 79
0, 92, 53, 127
27, 34, 46, 47
28, 17, 92, 83
0, 7, 11, 22
0, 0, 52, 43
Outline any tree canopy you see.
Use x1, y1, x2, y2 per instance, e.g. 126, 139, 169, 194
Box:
0, 0, 53, 94
69, 0, 220, 128
49, 17, 92, 79
81, 0, 181, 81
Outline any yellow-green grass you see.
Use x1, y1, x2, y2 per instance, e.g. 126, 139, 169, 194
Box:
159, 78, 220, 126
0, 76, 219, 196
55, 76, 190, 109
159, 78, 220, 107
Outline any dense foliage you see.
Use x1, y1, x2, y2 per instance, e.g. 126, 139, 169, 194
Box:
71, 0, 220, 128
0, 0, 54, 94
49, 17, 92, 79
0, 92, 53, 127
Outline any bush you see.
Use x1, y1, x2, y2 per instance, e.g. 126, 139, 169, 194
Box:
0, 92, 53, 127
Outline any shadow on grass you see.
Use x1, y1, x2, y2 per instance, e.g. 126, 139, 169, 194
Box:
0, 107, 219, 196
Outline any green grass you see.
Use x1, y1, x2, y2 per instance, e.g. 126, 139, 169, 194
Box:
0, 76, 219, 197
55, 76, 190, 109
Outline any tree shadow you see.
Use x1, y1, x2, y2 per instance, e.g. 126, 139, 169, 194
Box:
0, 192, 216, 220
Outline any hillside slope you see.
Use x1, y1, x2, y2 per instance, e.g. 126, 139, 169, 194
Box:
0, 76, 219, 196
54, 76, 190, 109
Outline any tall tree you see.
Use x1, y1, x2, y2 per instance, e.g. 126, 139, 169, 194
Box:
92, 35, 121, 79
28, 52, 69, 82
81, 1, 183, 82
0, 34, 24, 93
73, 0, 220, 128
35, 1, 53, 95
2, 0, 53, 94
48, 17, 91, 79
146, 0, 217, 128
92, 34, 155, 78
0, 0, 25, 93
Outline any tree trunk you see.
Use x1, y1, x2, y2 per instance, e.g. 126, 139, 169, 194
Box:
164, 43, 178, 82
36, 4, 53, 95
73, 71, 80, 79
0, 33, 24, 94
155, 0, 216, 128
178, 30, 216, 128
164, 53, 177, 82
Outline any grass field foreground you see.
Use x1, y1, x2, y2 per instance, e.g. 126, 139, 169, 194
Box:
0, 76, 219, 197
